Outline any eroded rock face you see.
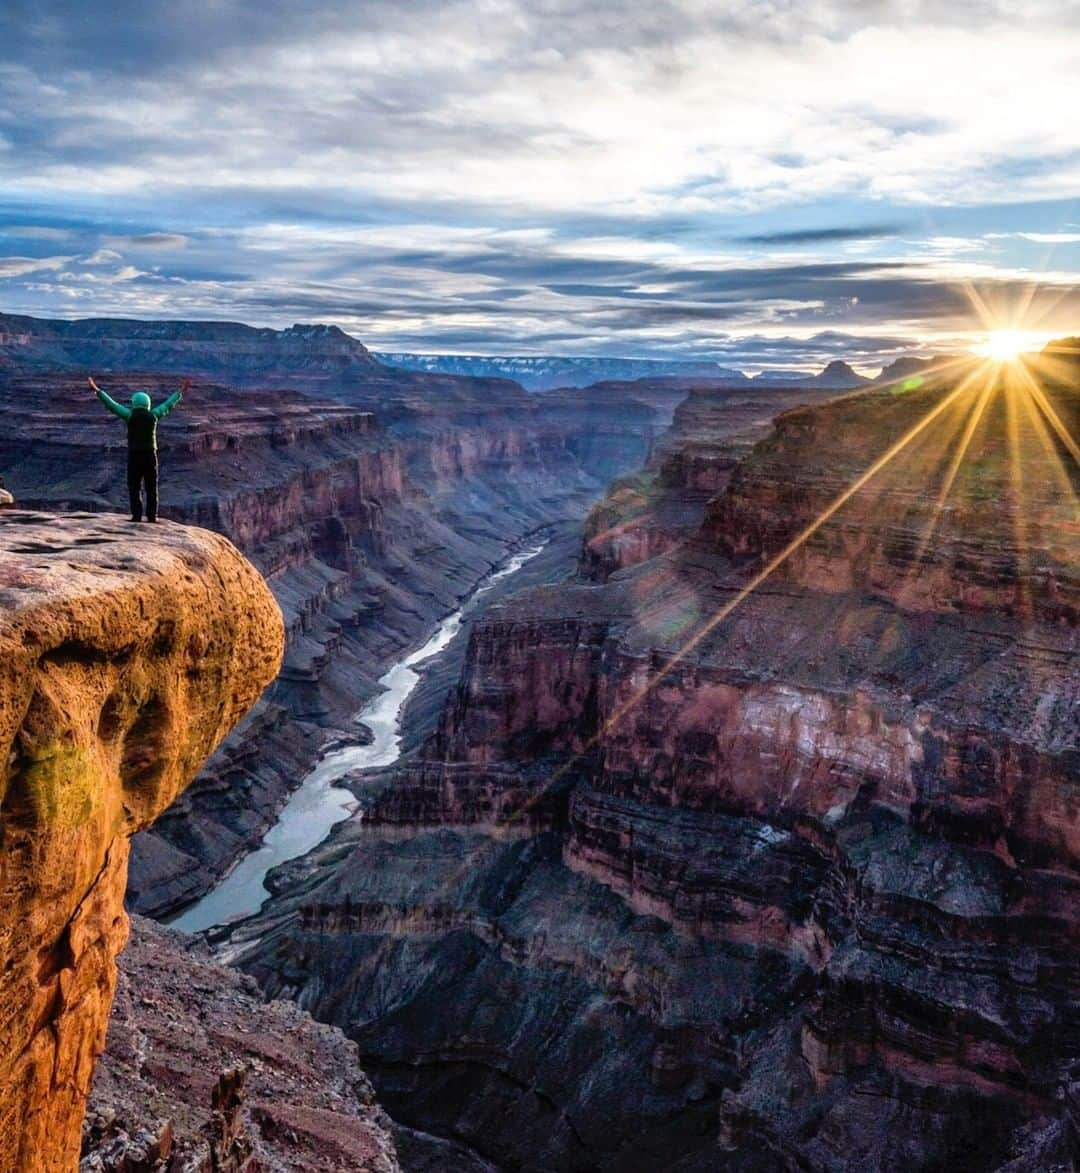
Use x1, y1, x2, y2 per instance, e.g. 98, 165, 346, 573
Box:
230, 364, 1078, 1171
705, 366, 1079, 623
580, 384, 838, 582
0, 511, 283, 1173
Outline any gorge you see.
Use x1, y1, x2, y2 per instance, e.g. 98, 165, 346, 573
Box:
227, 356, 1078, 1171
0, 318, 1076, 1173
172, 537, 550, 935
0, 315, 667, 919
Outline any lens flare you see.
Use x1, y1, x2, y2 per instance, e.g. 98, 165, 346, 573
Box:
976, 329, 1045, 362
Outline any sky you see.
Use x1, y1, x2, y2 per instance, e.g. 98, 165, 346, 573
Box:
1, 0, 1079, 373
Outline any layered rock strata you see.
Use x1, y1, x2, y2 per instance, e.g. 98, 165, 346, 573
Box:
0, 358, 659, 914
230, 362, 1079, 1171
0, 511, 283, 1172
580, 384, 838, 581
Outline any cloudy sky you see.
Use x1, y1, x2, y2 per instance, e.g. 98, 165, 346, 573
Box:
1, 0, 1078, 372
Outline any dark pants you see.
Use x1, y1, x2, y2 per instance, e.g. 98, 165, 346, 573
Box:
127, 449, 158, 521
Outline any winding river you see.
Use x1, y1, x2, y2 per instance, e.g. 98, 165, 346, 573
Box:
170, 538, 548, 933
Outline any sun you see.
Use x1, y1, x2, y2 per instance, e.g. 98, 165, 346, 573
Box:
975, 329, 1040, 363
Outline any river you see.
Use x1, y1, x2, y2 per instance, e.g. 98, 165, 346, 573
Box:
169, 538, 549, 933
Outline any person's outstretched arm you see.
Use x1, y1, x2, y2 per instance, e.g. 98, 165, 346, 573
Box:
88, 376, 131, 420
153, 378, 190, 419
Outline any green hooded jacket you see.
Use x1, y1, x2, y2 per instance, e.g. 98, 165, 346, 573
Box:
96, 387, 183, 452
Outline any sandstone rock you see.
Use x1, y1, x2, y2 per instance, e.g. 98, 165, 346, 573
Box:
0, 511, 283, 1172
580, 383, 838, 582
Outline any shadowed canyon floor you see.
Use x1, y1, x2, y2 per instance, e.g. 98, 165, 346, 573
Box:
224, 359, 1079, 1172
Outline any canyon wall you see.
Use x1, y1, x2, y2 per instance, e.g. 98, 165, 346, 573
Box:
230, 362, 1079, 1171
0, 512, 283, 1173
580, 383, 838, 581
0, 330, 661, 915
0, 315, 385, 382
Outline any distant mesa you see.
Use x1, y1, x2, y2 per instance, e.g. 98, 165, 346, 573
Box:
0, 313, 384, 382
875, 353, 964, 384
817, 358, 870, 386
1, 311, 969, 401
373, 351, 752, 391
752, 358, 870, 389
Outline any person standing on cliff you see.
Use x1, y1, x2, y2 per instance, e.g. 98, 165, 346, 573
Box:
89, 376, 189, 523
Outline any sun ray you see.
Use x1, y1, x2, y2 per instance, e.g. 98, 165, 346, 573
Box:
889, 367, 996, 610
905, 365, 996, 574
1017, 380, 1080, 513
596, 370, 989, 741
1004, 375, 1035, 622
1029, 348, 1079, 389
959, 280, 998, 333
1012, 360, 1080, 469
874, 353, 977, 390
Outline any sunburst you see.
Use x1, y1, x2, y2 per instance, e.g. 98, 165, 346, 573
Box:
975, 329, 1047, 363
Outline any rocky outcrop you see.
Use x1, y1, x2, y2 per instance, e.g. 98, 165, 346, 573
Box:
0, 511, 283, 1172
875, 354, 962, 384
83, 916, 399, 1172
753, 360, 869, 389
229, 361, 1079, 1171
705, 364, 1079, 623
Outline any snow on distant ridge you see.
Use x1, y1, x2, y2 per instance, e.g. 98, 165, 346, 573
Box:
374, 352, 752, 391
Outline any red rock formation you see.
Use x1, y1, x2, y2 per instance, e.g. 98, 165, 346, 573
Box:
232, 360, 1079, 1171
706, 363, 1079, 623
0, 512, 283, 1172
581, 384, 838, 581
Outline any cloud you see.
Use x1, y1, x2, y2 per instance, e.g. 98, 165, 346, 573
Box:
4, 207, 1077, 370
118, 232, 190, 248
1017, 232, 1080, 244
1, 225, 72, 240
0, 1, 1078, 363
82, 248, 123, 265
0, 254, 72, 276
736, 224, 907, 245
3, 1, 1080, 214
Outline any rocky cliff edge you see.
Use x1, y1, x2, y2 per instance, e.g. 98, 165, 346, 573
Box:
0, 511, 284, 1172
